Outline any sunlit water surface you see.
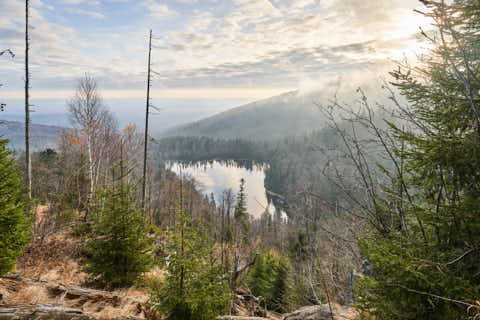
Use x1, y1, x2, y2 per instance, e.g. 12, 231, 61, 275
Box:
169, 161, 276, 218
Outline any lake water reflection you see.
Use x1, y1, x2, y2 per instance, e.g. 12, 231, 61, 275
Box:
169, 160, 275, 218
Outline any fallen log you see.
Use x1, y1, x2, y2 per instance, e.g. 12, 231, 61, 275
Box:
1, 274, 145, 305
0, 303, 146, 320
0, 274, 147, 319
0, 303, 91, 320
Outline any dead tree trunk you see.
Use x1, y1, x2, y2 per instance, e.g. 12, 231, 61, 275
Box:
231, 250, 258, 290
142, 29, 152, 213
25, 0, 32, 200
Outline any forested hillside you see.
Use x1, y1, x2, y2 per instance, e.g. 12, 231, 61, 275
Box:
161, 91, 327, 141
155, 109, 394, 218
0, 120, 64, 150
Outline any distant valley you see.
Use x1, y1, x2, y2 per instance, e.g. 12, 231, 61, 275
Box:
1, 90, 328, 152
0, 120, 65, 150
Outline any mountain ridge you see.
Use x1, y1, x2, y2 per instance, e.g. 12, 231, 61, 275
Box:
0, 120, 66, 150
160, 90, 327, 140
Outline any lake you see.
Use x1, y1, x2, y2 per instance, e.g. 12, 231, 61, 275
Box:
169, 160, 277, 218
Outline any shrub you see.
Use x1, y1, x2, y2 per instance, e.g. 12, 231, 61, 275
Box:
83, 173, 153, 288
0, 138, 30, 275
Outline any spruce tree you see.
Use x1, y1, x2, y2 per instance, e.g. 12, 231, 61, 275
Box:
0, 138, 30, 275
151, 183, 232, 320
248, 251, 291, 313
248, 254, 269, 300
234, 178, 249, 244
271, 256, 290, 312
356, 1, 480, 319
84, 167, 153, 288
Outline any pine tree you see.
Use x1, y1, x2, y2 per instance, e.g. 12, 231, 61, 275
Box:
0, 138, 30, 275
83, 167, 153, 288
151, 183, 232, 320
356, 1, 480, 319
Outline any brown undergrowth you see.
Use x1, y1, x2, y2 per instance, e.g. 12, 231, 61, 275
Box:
1, 205, 155, 319
16, 228, 87, 285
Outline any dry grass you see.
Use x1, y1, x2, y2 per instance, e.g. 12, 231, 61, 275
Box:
1, 278, 149, 319
144, 267, 165, 282
6, 204, 152, 319
16, 228, 87, 286
6, 285, 50, 304
35, 205, 49, 223
88, 301, 143, 319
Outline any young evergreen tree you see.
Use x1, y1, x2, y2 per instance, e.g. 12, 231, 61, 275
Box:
271, 256, 291, 312
151, 183, 232, 320
0, 138, 30, 275
84, 167, 153, 288
355, 1, 480, 319
248, 251, 291, 313
248, 254, 270, 300
234, 178, 249, 244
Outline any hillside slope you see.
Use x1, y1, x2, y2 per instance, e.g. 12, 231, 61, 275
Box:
0, 120, 65, 150
161, 90, 327, 140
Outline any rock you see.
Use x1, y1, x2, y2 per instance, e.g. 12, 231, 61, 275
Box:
283, 305, 357, 320
283, 305, 333, 320
231, 287, 266, 317
216, 317, 269, 320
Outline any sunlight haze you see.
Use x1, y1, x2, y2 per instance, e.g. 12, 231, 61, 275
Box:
1, 0, 432, 129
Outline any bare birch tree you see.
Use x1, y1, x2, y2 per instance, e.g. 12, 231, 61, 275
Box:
67, 74, 114, 220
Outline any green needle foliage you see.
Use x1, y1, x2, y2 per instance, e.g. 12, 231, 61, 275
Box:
0, 138, 30, 276
234, 178, 249, 244
356, 1, 480, 319
248, 251, 291, 313
151, 183, 232, 320
84, 168, 153, 288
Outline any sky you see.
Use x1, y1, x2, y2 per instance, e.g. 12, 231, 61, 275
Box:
0, 0, 433, 131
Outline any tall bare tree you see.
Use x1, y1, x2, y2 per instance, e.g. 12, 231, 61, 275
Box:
142, 29, 152, 212
67, 74, 113, 220
25, 0, 32, 199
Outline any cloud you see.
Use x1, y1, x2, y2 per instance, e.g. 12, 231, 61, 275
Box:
0, 0, 435, 118
145, 0, 431, 93
0, 0, 120, 93
68, 8, 105, 19
56, 0, 100, 5
177, 0, 198, 4
142, 0, 177, 18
